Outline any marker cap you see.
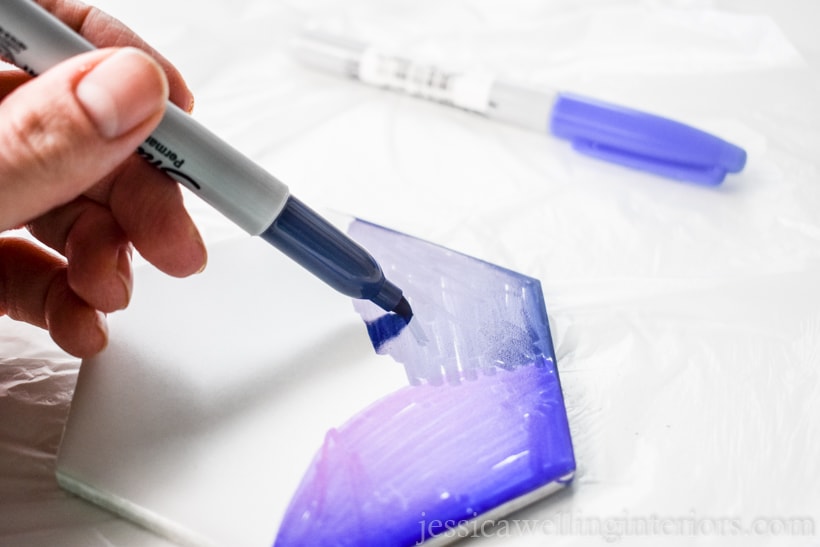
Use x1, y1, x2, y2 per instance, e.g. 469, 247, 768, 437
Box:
550, 93, 747, 185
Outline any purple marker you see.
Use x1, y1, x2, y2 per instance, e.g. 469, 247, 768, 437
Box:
295, 30, 747, 185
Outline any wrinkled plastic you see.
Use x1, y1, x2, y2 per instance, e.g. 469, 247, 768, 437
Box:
2, 0, 819, 546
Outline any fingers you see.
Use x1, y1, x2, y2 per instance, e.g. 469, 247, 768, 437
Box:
28, 163, 208, 312
35, 0, 194, 111
0, 47, 168, 232
30, 155, 207, 282
107, 155, 207, 277
28, 198, 133, 313
0, 237, 107, 358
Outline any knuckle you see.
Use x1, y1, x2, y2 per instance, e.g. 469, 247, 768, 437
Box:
0, 102, 79, 180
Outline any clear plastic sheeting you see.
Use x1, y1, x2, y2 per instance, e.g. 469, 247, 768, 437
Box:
1, 0, 819, 546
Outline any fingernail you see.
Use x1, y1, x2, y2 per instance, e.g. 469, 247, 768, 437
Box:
117, 244, 134, 307
94, 310, 109, 352
194, 230, 208, 274
75, 48, 168, 139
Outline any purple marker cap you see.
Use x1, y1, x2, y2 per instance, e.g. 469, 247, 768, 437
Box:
550, 92, 747, 185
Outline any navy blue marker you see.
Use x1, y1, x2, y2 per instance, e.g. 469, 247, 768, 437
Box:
0, 0, 412, 320
261, 197, 410, 316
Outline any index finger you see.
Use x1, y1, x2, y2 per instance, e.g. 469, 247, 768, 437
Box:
34, 0, 194, 112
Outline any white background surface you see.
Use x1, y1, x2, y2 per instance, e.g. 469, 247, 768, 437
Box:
1, 0, 819, 545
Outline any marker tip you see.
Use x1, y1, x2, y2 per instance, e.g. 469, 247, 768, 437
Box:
392, 297, 413, 321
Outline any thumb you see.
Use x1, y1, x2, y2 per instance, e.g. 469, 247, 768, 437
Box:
0, 47, 168, 231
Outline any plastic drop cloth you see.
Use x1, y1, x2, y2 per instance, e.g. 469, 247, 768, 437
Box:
1, 0, 819, 545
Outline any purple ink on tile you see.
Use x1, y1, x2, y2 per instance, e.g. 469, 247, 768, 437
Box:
273, 366, 575, 547
274, 221, 574, 546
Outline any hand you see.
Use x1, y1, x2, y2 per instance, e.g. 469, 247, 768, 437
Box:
0, 1, 207, 357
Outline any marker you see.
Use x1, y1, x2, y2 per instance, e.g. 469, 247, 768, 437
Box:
0, 0, 412, 320
294, 30, 747, 185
